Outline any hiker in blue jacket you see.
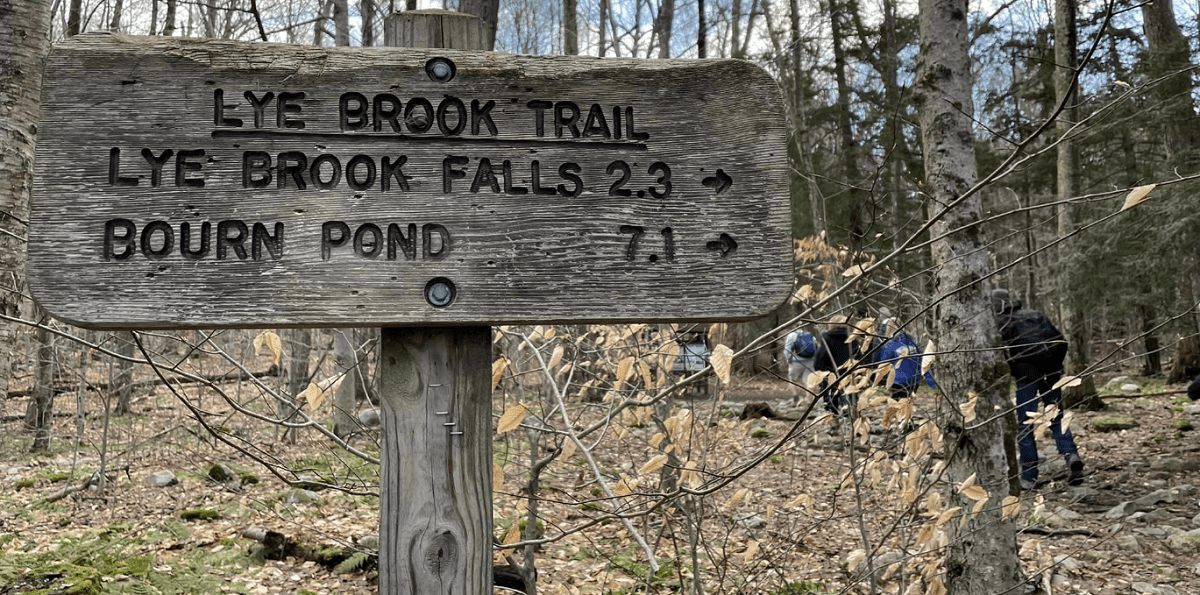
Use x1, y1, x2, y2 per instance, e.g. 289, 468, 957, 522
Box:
992, 288, 1084, 489
783, 329, 818, 390
872, 318, 936, 400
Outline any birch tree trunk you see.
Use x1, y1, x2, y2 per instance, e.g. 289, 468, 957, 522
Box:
0, 0, 52, 420
914, 0, 1022, 591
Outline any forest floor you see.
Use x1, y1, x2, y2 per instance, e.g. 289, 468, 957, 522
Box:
2, 364, 1200, 595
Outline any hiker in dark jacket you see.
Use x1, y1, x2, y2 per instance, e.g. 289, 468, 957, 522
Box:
813, 325, 862, 415
992, 288, 1084, 489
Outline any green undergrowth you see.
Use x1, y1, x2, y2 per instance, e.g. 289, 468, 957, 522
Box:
0, 523, 249, 594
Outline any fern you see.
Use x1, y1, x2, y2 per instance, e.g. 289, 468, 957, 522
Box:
334, 552, 370, 574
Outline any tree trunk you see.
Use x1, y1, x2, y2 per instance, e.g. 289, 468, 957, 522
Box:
333, 0, 350, 46
915, 0, 1022, 591
149, 0, 157, 35
284, 328, 312, 444
790, 0, 825, 237
562, 0, 577, 54
66, 0, 80, 34
829, 0, 863, 250
1141, 0, 1197, 164
457, 0, 498, 49
1054, 0, 1089, 375
26, 308, 56, 452
162, 0, 176, 35
696, 0, 705, 58
598, 0, 608, 56
108, 0, 122, 29
313, 0, 329, 45
361, 0, 377, 46
333, 329, 358, 438
112, 332, 135, 416
0, 0, 53, 419
653, 0, 675, 58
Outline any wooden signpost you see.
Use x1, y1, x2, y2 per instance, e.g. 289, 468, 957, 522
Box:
31, 15, 790, 594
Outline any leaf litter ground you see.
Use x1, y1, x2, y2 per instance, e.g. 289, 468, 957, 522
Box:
3, 369, 1200, 595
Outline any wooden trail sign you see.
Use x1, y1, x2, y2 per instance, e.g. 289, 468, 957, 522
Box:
31, 33, 791, 329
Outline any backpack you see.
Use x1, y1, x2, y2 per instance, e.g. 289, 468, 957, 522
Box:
1002, 309, 1066, 366
788, 331, 817, 360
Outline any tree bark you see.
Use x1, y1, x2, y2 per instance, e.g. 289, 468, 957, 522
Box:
563, 0, 577, 54
284, 328, 312, 444
829, 0, 863, 250
653, 0, 675, 58
915, 0, 1022, 591
162, 0, 176, 35
112, 332, 135, 416
598, 0, 608, 56
332, 329, 358, 438
361, 0, 377, 46
333, 0, 350, 46
457, 0, 498, 49
66, 0, 80, 34
1140, 0, 1197, 164
313, 0, 330, 45
26, 307, 56, 451
696, 0, 705, 58
1054, 0, 1088, 374
0, 0, 52, 420
108, 0, 122, 29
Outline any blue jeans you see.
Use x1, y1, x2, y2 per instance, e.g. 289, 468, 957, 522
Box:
1012, 362, 1077, 482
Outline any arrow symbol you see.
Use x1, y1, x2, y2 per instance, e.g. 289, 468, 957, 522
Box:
705, 233, 738, 258
701, 169, 733, 195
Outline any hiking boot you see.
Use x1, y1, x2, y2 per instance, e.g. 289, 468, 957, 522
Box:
1020, 477, 1037, 491
1066, 453, 1084, 485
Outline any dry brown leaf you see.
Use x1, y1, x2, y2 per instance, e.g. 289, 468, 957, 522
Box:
639, 360, 653, 390
496, 403, 529, 434
1052, 375, 1083, 391
501, 522, 521, 547
724, 488, 749, 510
845, 549, 866, 571
742, 541, 760, 565
546, 344, 564, 370
649, 432, 666, 449
616, 356, 635, 382
1002, 495, 1020, 520
961, 485, 989, 502
711, 344, 734, 385
253, 331, 283, 366
1120, 183, 1157, 212
786, 493, 814, 511
639, 454, 669, 476
959, 392, 978, 424
493, 464, 504, 493
921, 341, 936, 374
560, 438, 577, 460
491, 357, 508, 391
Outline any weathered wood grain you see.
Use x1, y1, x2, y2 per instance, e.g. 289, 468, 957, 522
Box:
377, 326, 492, 595
31, 32, 791, 329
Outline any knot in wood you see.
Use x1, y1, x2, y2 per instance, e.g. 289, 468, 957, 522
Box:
424, 531, 459, 577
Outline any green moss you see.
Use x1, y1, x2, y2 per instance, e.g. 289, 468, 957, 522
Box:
1175, 420, 1194, 431
239, 472, 260, 485
579, 502, 603, 512
14, 479, 34, 489
751, 428, 772, 439
180, 509, 220, 521
46, 472, 70, 483
772, 581, 831, 594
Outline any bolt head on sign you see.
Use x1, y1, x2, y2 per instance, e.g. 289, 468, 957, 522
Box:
31, 33, 791, 329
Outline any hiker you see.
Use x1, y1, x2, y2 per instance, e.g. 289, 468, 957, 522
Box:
1189, 373, 1200, 402
783, 329, 818, 390
992, 288, 1084, 488
813, 324, 862, 415
871, 318, 936, 400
